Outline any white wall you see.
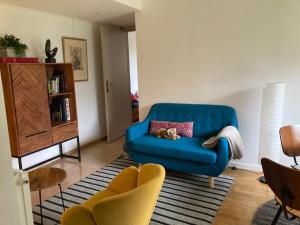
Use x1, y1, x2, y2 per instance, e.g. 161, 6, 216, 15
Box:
128, 31, 138, 94
136, 0, 300, 169
0, 3, 106, 169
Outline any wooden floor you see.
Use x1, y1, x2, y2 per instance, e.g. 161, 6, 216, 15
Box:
30, 138, 274, 225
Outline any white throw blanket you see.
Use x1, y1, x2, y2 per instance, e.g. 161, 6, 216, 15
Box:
202, 126, 244, 160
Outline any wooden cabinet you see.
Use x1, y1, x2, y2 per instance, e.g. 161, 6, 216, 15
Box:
0, 63, 80, 169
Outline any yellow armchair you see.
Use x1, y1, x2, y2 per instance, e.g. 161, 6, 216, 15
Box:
61, 164, 165, 225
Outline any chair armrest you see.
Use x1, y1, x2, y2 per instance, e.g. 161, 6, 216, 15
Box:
108, 166, 138, 193
126, 119, 150, 143
61, 205, 96, 225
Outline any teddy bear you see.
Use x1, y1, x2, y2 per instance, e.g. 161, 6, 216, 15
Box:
155, 128, 180, 140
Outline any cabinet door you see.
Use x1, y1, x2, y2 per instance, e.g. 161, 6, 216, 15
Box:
10, 64, 52, 153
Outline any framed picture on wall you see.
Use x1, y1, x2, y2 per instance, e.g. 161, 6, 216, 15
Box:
62, 37, 88, 81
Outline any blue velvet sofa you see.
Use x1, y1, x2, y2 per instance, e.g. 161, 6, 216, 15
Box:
125, 103, 238, 187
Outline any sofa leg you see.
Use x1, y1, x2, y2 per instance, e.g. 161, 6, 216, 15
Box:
208, 177, 214, 188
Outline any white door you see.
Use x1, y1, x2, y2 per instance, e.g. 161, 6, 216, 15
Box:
0, 75, 33, 225
100, 25, 132, 143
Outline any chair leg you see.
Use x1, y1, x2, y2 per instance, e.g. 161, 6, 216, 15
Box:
208, 177, 214, 188
271, 206, 282, 225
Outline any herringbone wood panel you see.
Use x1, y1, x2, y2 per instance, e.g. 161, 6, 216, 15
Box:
11, 64, 51, 137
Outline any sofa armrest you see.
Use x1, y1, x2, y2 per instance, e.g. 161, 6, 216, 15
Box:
215, 137, 230, 172
126, 119, 150, 143
61, 205, 96, 225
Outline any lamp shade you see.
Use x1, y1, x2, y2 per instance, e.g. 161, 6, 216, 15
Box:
258, 82, 286, 162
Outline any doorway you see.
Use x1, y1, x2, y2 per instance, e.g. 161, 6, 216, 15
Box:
128, 31, 139, 123
100, 25, 139, 143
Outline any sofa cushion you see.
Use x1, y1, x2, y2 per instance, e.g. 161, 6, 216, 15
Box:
149, 120, 193, 137
130, 135, 217, 164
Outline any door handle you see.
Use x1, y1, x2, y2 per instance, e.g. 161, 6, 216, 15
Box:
106, 80, 109, 93
14, 170, 29, 185
104, 80, 114, 93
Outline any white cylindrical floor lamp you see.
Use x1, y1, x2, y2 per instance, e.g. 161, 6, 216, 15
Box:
258, 82, 286, 183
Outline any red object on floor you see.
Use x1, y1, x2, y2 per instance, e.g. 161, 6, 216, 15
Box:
131, 93, 139, 102
0, 57, 39, 63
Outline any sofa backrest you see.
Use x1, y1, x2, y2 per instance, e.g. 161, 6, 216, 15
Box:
147, 103, 238, 138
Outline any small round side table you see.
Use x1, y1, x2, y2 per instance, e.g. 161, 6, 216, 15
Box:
29, 167, 67, 225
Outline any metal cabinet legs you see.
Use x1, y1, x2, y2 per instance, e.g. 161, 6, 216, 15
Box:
16, 136, 81, 171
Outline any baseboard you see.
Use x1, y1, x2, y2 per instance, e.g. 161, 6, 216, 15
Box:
228, 161, 262, 172
80, 136, 107, 149
66, 136, 107, 154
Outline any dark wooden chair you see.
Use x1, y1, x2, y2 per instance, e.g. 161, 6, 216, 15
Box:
261, 158, 300, 225
279, 125, 300, 166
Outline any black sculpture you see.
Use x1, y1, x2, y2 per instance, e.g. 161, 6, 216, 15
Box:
45, 39, 58, 63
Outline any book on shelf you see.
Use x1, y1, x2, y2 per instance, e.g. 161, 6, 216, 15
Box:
51, 97, 71, 122
48, 71, 66, 94
63, 98, 71, 121
51, 98, 62, 121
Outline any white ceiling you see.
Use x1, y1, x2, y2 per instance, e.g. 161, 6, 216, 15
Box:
0, 0, 137, 26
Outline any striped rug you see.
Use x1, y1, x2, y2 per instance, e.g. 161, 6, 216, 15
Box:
32, 158, 234, 225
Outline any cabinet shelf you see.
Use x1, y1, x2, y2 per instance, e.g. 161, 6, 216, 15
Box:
49, 92, 72, 98
51, 120, 74, 128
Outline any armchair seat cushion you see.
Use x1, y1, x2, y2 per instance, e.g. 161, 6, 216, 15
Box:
130, 135, 217, 164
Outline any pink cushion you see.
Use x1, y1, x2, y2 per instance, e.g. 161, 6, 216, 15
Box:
149, 120, 193, 137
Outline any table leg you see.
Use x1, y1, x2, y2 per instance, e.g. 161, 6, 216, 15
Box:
59, 184, 65, 211
39, 190, 43, 225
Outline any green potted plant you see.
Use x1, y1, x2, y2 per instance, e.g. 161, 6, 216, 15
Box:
0, 34, 28, 57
